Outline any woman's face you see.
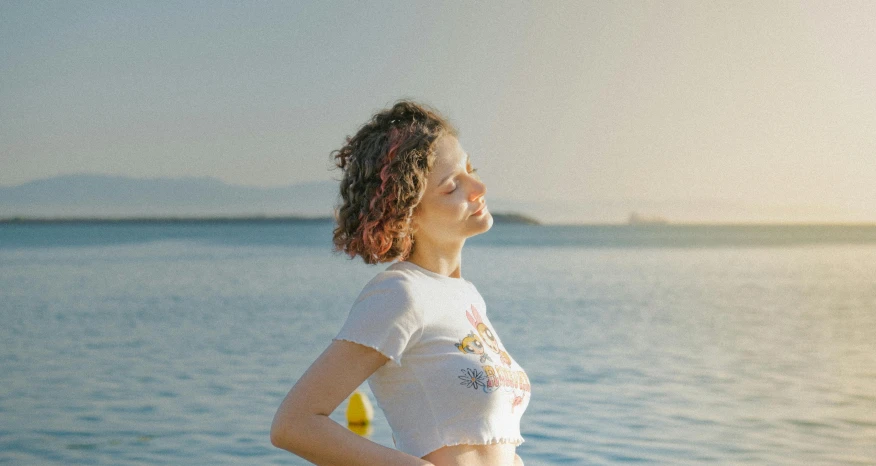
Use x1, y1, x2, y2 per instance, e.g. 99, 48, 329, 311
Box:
411, 135, 492, 245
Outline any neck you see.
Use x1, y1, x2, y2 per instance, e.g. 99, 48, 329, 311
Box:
405, 239, 465, 278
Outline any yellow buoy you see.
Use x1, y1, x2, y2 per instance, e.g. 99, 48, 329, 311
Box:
347, 422, 374, 437
346, 389, 374, 426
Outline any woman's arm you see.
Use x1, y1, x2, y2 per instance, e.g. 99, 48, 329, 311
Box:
271, 339, 432, 466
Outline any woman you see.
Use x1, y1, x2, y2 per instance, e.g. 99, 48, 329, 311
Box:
271, 101, 531, 465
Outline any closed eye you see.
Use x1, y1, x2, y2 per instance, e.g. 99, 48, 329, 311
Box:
446, 167, 479, 194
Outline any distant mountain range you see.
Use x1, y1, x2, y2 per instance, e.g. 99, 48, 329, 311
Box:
0, 174, 339, 218
2, 174, 860, 224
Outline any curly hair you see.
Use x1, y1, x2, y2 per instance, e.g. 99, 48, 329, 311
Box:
331, 100, 457, 264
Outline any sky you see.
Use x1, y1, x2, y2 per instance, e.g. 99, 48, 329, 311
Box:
2, 1, 874, 223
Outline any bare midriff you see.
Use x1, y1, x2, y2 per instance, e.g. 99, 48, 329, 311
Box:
422, 443, 521, 466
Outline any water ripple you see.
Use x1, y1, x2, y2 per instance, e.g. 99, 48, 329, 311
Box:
3, 235, 876, 464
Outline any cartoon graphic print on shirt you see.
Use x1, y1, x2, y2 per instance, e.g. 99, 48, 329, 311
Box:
466, 305, 500, 353
456, 304, 531, 412
466, 305, 513, 367
455, 332, 493, 363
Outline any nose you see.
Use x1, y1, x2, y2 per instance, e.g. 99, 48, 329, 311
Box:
469, 177, 487, 202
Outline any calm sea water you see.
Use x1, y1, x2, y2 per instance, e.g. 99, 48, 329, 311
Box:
1, 222, 875, 465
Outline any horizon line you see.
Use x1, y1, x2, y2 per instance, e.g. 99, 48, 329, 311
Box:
2, 214, 875, 228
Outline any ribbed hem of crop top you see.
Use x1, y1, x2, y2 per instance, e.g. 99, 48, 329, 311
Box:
417, 436, 525, 459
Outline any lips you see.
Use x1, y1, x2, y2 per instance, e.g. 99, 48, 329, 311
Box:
472, 204, 486, 216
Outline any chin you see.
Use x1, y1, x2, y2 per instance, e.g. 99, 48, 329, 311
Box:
469, 211, 494, 236
483, 211, 494, 230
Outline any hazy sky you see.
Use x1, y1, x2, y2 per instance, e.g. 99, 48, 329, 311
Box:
2, 1, 874, 222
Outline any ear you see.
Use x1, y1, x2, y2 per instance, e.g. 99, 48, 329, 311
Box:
408, 212, 419, 236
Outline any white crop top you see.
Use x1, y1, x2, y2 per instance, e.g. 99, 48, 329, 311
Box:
334, 260, 531, 458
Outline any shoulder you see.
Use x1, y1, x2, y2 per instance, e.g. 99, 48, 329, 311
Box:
336, 266, 428, 365
354, 263, 425, 303
348, 266, 429, 323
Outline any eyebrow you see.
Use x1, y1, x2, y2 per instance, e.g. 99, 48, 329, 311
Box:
438, 155, 471, 186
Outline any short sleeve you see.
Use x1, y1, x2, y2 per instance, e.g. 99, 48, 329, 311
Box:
334, 274, 423, 366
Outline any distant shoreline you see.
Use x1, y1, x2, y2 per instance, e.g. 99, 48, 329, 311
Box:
2, 216, 875, 228
0, 215, 333, 225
